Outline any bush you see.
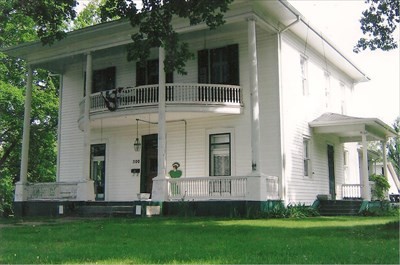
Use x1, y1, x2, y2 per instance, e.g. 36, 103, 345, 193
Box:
359, 201, 400, 217
369, 174, 390, 200
0, 175, 14, 217
267, 203, 319, 218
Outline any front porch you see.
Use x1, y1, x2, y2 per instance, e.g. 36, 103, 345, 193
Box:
16, 175, 280, 203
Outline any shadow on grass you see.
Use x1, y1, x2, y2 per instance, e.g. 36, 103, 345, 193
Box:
1, 216, 398, 264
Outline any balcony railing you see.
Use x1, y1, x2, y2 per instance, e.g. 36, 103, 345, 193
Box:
79, 83, 243, 117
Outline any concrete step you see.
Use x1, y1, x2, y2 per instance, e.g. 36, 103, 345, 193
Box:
318, 200, 363, 216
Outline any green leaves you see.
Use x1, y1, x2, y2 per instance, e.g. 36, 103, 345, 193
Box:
354, 0, 399, 53
102, 0, 233, 74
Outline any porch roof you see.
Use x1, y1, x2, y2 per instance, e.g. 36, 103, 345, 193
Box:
309, 112, 397, 142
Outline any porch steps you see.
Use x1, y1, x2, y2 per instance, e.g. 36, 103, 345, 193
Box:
317, 200, 363, 216
75, 202, 134, 217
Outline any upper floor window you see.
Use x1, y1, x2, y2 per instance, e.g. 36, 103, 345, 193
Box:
303, 137, 311, 177
88, 67, 116, 95
198, 44, 239, 85
209, 133, 231, 176
84, 67, 116, 96
340, 82, 346, 114
324, 71, 331, 108
300, 55, 309, 96
136, 59, 173, 86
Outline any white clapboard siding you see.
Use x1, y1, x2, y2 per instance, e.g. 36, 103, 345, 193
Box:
59, 66, 85, 182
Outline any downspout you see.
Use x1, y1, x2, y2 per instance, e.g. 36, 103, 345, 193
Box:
277, 15, 300, 204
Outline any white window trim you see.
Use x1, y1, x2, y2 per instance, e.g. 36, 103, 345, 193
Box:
206, 128, 235, 177
300, 55, 309, 96
303, 136, 312, 178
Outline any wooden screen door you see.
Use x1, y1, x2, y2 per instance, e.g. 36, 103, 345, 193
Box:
327, 144, 336, 200
140, 134, 158, 194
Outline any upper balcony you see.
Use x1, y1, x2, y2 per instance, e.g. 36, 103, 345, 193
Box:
78, 83, 243, 127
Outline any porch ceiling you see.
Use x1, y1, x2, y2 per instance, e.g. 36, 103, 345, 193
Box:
309, 112, 397, 142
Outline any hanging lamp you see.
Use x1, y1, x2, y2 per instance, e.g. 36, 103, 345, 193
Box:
134, 119, 141, 151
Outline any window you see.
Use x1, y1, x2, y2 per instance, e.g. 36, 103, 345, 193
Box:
340, 82, 346, 114
300, 55, 309, 96
324, 71, 331, 108
198, 44, 239, 85
209, 133, 231, 176
136, 59, 173, 86
93, 67, 116, 93
84, 67, 116, 95
303, 138, 311, 177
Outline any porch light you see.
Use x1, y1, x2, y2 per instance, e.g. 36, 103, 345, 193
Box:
134, 119, 141, 152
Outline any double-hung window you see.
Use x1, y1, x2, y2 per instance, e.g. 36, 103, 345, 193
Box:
198, 44, 239, 85
84, 67, 116, 96
303, 137, 311, 177
209, 133, 231, 176
300, 55, 309, 96
136, 59, 173, 86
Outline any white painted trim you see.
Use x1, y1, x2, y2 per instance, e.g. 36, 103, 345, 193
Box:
205, 128, 236, 177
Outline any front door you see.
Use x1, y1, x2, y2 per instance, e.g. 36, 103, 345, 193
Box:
91, 144, 106, 201
141, 134, 158, 194
327, 144, 336, 200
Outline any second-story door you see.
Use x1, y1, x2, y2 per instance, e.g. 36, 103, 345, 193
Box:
140, 134, 158, 194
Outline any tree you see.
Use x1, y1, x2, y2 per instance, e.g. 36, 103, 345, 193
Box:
71, 0, 105, 30
0, 0, 78, 46
0, 0, 59, 185
354, 0, 399, 53
388, 117, 400, 177
100, 0, 233, 74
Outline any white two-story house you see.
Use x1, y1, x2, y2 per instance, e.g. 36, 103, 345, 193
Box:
3, 0, 396, 216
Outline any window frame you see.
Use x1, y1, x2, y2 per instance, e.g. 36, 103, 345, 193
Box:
300, 55, 309, 96
303, 137, 312, 177
136, 59, 173, 86
209, 133, 231, 176
198, 44, 239, 85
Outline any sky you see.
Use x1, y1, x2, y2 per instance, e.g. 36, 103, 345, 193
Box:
76, 0, 399, 126
289, 0, 399, 126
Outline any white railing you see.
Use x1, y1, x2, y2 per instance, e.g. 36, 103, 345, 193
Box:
80, 83, 243, 116
168, 176, 247, 200
25, 182, 78, 201
342, 184, 362, 199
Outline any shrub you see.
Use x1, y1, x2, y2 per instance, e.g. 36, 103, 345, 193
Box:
369, 174, 390, 200
0, 175, 14, 217
266, 203, 319, 218
359, 201, 400, 217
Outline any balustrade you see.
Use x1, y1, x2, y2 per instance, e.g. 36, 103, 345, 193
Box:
342, 184, 362, 199
25, 182, 78, 201
80, 83, 242, 117
168, 176, 247, 200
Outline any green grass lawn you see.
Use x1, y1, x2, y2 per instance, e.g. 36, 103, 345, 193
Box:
0, 216, 398, 264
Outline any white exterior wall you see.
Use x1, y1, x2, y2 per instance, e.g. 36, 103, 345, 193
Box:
58, 24, 258, 201
59, 66, 85, 182
279, 32, 354, 204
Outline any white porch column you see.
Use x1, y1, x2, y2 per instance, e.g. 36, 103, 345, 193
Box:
382, 138, 388, 178
382, 138, 389, 199
248, 17, 261, 175
152, 46, 168, 201
361, 131, 371, 200
78, 52, 95, 201
15, 65, 33, 201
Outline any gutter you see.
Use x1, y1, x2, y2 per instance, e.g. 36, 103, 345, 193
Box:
278, 0, 370, 83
